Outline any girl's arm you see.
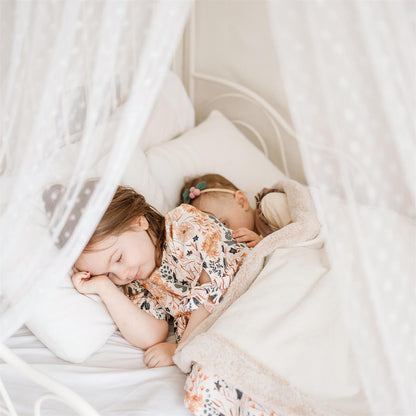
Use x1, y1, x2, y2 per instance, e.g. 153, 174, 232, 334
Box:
143, 270, 212, 367
72, 272, 168, 349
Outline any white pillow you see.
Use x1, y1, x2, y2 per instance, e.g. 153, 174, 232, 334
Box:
26, 276, 117, 363
139, 71, 195, 150
146, 110, 287, 213
27, 110, 286, 363
113, 70, 196, 210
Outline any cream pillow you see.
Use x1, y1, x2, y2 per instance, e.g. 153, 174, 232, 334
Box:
146, 110, 287, 214
139, 71, 195, 151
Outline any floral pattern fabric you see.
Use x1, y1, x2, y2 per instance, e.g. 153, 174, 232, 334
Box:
125, 204, 265, 414
185, 364, 278, 416
126, 203, 249, 342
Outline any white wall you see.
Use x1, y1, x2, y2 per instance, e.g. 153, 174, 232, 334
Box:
188, 0, 306, 183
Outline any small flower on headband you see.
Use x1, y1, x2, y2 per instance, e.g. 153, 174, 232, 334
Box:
189, 187, 200, 199
182, 181, 207, 204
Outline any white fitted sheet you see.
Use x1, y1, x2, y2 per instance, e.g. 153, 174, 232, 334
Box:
1, 326, 191, 416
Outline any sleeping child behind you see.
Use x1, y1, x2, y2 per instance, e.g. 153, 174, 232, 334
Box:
180, 173, 295, 247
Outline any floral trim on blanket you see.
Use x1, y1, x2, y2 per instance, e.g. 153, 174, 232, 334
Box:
185, 364, 278, 416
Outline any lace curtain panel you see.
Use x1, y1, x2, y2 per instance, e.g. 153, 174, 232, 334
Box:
269, 1, 415, 415
1, 1, 415, 415
0, 0, 191, 341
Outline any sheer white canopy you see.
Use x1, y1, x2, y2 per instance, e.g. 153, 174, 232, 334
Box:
0, 1, 415, 415
269, 1, 416, 415
0, 0, 191, 341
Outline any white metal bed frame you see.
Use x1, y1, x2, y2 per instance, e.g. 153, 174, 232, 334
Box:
172, 4, 297, 179
0, 5, 299, 415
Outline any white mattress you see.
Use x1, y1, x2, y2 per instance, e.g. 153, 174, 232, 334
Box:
1, 326, 191, 416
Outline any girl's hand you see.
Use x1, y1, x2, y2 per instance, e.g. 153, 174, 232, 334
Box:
232, 228, 262, 248
71, 271, 114, 295
144, 342, 177, 368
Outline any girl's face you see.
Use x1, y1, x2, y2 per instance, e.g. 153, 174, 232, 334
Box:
75, 216, 156, 286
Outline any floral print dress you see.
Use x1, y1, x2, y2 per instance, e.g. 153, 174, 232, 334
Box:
125, 204, 276, 415
126, 203, 248, 341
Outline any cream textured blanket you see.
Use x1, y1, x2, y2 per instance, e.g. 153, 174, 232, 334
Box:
174, 179, 369, 416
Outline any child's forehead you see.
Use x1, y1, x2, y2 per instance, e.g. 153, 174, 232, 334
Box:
199, 193, 233, 207
75, 236, 118, 269
90, 235, 118, 251
194, 196, 236, 218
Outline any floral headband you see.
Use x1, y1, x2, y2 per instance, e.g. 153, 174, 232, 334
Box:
182, 181, 235, 204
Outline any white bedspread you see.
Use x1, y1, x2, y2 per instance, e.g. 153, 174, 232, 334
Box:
175, 234, 370, 416
1, 326, 191, 416
174, 182, 371, 416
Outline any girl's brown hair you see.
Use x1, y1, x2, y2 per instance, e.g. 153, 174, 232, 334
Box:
180, 173, 238, 205
85, 186, 165, 266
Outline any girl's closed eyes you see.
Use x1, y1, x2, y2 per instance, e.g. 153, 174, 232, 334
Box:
219, 219, 228, 227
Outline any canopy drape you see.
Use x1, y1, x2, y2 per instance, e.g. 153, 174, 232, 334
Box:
0, 0, 191, 341
269, 1, 415, 414
1, 1, 415, 415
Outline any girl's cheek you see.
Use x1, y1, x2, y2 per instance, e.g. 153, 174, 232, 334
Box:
109, 275, 122, 286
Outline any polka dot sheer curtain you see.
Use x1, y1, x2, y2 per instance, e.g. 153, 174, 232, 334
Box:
269, 1, 415, 415
0, 1, 191, 341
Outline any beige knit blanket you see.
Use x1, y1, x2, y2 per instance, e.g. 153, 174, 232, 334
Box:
174, 179, 370, 416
